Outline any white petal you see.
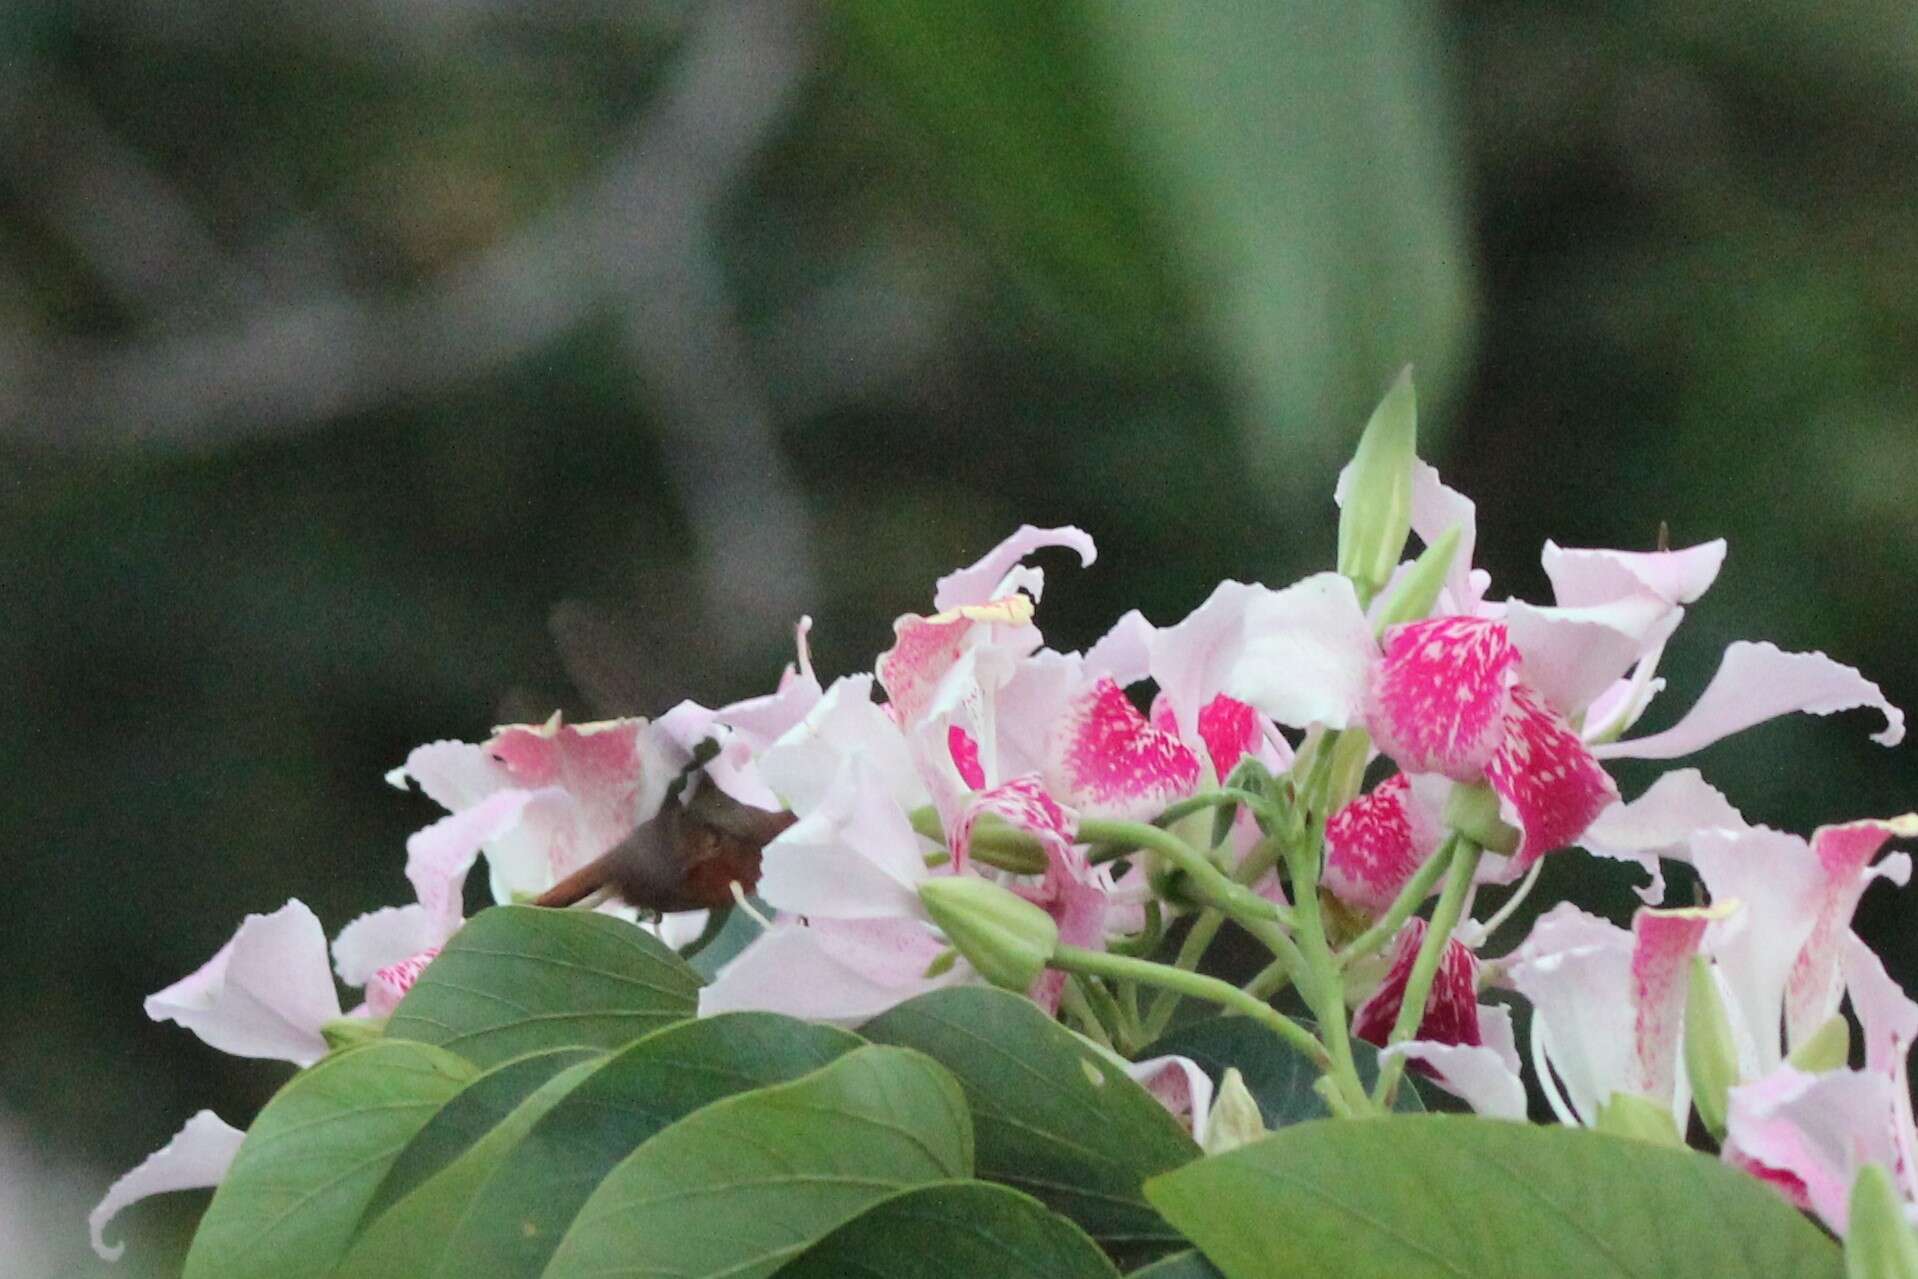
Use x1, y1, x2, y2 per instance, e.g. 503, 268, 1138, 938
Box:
1222, 574, 1376, 732
697, 918, 961, 1024
1124, 1055, 1215, 1146
1381, 1039, 1528, 1121
1577, 769, 1747, 904
933, 525, 1096, 610
404, 787, 545, 930
144, 900, 341, 1065
90, 1111, 245, 1261
330, 904, 436, 987
1083, 609, 1154, 686
1505, 904, 1636, 1125
755, 755, 928, 919
1693, 827, 1824, 1073
1147, 580, 1263, 747
1541, 539, 1726, 608
1505, 596, 1678, 718
758, 675, 923, 818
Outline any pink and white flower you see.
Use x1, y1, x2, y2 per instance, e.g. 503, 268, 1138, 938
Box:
89, 1110, 246, 1261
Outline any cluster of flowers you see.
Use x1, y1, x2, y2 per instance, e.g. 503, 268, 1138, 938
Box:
92, 381, 1914, 1260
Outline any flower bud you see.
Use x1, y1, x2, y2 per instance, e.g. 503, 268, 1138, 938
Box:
1684, 954, 1740, 1140
1338, 367, 1418, 606
1788, 1014, 1852, 1075
1441, 782, 1520, 856
1846, 1163, 1918, 1279
1594, 1093, 1681, 1146
320, 1017, 383, 1054
918, 876, 1058, 994
1373, 526, 1462, 635
1203, 1068, 1267, 1156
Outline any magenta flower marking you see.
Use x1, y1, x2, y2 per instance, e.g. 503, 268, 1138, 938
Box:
1323, 774, 1442, 914
948, 725, 986, 789
1369, 616, 1518, 780
1352, 918, 1483, 1050
1050, 676, 1200, 821
1485, 685, 1620, 870
366, 946, 442, 1017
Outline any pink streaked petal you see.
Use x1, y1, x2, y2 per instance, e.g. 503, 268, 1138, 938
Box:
1596, 641, 1905, 760
1630, 905, 1723, 1111
948, 726, 986, 789
1024, 860, 1112, 1015
405, 787, 549, 932
1693, 827, 1825, 1073
1124, 1056, 1215, 1146
698, 918, 964, 1025
1727, 1066, 1897, 1235
1047, 677, 1199, 822
1084, 609, 1154, 686
1485, 685, 1618, 869
488, 714, 644, 792
877, 611, 979, 728
755, 755, 927, 920
89, 1111, 246, 1261
1352, 918, 1483, 1050
1504, 596, 1678, 718
331, 904, 437, 988
365, 947, 441, 1018
1381, 1010, 1526, 1121
1541, 539, 1727, 609
1323, 775, 1444, 915
144, 900, 342, 1066
1785, 816, 1918, 1046
1369, 617, 1518, 779
1578, 769, 1747, 905
933, 525, 1096, 611
1226, 574, 1378, 733
1506, 903, 1636, 1125
1842, 933, 1918, 1079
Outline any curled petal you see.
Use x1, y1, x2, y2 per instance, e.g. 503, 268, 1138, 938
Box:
1124, 1056, 1215, 1146
697, 917, 962, 1025
90, 1111, 246, 1261
144, 901, 341, 1066
933, 524, 1095, 611
1352, 918, 1482, 1050
1223, 574, 1377, 733
1369, 616, 1517, 779
1577, 769, 1747, 904
1485, 685, 1618, 870
1540, 539, 1727, 609
1048, 678, 1199, 821
1785, 816, 1918, 1046
1596, 641, 1905, 760
1323, 774, 1444, 914
331, 904, 437, 988
955, 774, 1079, 870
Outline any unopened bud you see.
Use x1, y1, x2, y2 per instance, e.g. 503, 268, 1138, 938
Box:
1337, 367, 1419, 606
1594, 1093, 1681, 1146
1373, 526, 1462, 635
1789, 1014, 1852, 1075
918, 876, 1058, 993
321, 1017, 383, 1054
1685, 954, 1740, 1140
1847, 1163, 1918, 1279
1203, 1068, 1268, 1156
1442, 782, 1519, 856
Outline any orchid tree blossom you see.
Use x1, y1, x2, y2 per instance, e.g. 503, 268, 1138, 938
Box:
143, 900, 344, 1066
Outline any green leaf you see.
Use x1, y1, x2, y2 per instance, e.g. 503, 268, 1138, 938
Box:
335, 1055, 606, 1276
1144, 1115, 1845, 1279
778, 1180, 1120, 1278
1126, 1251, 1225, 1279
544, 1044, 972, 1279
181, 1040, 475, 1279
358, 1012, 860, 1279
1141, 1015, 1422, 1128
361, 1046, 600, 1222
384, 905, 701, 1065
862, 986, 1198, 1268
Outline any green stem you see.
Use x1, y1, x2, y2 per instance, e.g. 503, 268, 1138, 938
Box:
1052, 944, 1331, 1072
1140, 910, 1225, 1041
1079, 817, 1294, 931
1372, 838, 1484, 1108
1244, 956, 1296, 1002
1283, 836, 1372, 1116
1153, 788, 1271, 828
1336, 835, 1458, 968
1057, 976, 1114, 1050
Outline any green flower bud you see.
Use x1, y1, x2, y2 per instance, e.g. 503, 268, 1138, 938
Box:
1442, 782, 1520, 856
1685, 954, 1741, 1140
918, 876, 1059, 993
321, 1016, 384, 1054
1847, 1164, 1918, 1279
1789, 1014, 1853, 1075
1203, 1068, 1268, 1156
1594, 1093, 1682, 1146
1338, 366, 1418, 606
1373, 525, 1463, 636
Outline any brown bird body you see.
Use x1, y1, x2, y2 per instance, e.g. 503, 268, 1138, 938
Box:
534, 780, 794, 914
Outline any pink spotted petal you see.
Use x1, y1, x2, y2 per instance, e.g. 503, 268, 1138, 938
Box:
1352, 918, 1483, 1050
143, 900, 343, 1066
1541, 538, 1727, 608
1323, 775, 1445, 915
1726, 1066, 1898, 1235
1369, 617, 1518, 780
1149, 580, 1264, 748
90, 1111, 246, 1261
697, 917, 964, 1025
1629, 905, 1722, 1111
365, 947, 442, 1017
1485, 685, 1618, 870
1152, 692, 1262, 781
1047, 677, 1200, 822
1785, 816, 1917, 1046
1578, 769, 1748, 904
1596, 641, 1905, 760
933, 524, 1096, 611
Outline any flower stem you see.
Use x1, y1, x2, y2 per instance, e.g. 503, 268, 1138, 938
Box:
1336, 835, 1458, 969
1078, 817, 1294, 931
1371, 837, 1484, 1108
1153, 788, 1272, 828
1282, 828, 1373, 1117
1139, 909, 1225, 1041
1051, 944, 1331, 1072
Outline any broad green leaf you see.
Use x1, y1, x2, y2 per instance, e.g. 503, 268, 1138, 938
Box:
1126, 1251, 1225, 1279
545, 1044, 972, 1279
180, 1040, 475, 1279
1144, 1115, 1845, 1279
777, 1180, 1120, 1278
862, 986, 1198, 1268
335, 1055, 605, 1276
1141, 1015, 1422, 1129
361, 1046, 599, 1222
360, 1012, 859, 1279
383, 905, 701, 1065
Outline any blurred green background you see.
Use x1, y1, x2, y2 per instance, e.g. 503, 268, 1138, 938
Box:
4, 1, 1915, 1271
